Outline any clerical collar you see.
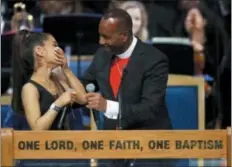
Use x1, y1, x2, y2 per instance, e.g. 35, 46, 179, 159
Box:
117, 36, 137, 59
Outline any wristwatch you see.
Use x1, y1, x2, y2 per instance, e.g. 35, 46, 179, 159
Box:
50, 103, 62, 113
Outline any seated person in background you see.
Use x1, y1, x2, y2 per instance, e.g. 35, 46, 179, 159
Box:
184, 7, 208, 79
182, 1, 231, 129
108, 0, 127, 9
2, 2, 34, 96
39, 0, 83, 15
11, 2, 34, 32
148, 0, 230, 129
11, 30, 87, 131
147, 0, 229, 73
118, 1, 149, 41
1, 0, 11, 34
30, 0, 92, 28
1, 15, 11, 34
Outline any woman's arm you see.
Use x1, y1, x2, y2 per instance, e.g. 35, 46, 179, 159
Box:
62, 68, 87, 104
22, 83, 58, 130
53, 48, 87, 105
22, 83, 76, 130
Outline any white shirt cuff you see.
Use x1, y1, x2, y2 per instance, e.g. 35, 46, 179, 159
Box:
104, 100, 119, 120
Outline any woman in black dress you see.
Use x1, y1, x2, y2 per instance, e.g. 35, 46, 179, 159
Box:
12, 30, 88, 166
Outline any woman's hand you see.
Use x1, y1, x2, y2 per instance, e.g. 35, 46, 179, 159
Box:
54, 47, 68, 70
185, 8, 206, 51
54, 89, 76, 107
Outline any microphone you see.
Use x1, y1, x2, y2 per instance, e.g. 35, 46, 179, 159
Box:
117, 66, 127, 130
86, 83, 95, 93
57, 88, 73, 130
86, 83, 99, 166
58, 106, 68, 130
86, 83, 98, 129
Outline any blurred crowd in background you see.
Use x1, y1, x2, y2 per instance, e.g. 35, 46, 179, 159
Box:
1, 0, 230, 37
1, 0, 231, 129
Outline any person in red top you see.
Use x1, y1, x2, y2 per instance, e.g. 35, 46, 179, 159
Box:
82, 8, 174, 167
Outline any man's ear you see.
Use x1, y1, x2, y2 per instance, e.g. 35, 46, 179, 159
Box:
121, 32, 128, 42
35, 46, 44, 58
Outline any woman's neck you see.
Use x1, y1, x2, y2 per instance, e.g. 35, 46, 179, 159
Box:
31, 66, 53, 83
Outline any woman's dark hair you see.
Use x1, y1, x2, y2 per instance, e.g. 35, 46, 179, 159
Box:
12, 30, 49, 114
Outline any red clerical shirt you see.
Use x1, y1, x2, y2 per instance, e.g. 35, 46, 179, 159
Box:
110, 57, 130, 98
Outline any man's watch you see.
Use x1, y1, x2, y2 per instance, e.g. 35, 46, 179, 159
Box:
50, 103, 62, 113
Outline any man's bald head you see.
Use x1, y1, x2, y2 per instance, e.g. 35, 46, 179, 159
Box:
102, 8, 133, 36
98, 8, 134, 54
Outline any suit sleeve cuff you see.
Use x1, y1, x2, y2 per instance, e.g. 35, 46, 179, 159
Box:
104, 100, 119, 120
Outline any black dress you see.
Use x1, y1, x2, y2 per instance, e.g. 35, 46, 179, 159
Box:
28, 80, 63, 130
15, 80, 90, 167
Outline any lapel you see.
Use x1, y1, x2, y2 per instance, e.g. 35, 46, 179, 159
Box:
125, 39, 144, 77
116, 39, 144, 99
97, 51, 115, 99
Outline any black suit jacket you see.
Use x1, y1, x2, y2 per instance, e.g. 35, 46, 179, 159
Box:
82, 39, 172, 130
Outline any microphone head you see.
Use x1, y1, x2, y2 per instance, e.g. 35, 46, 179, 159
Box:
86, 83, 95, 93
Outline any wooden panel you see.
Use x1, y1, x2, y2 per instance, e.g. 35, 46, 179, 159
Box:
70, 55, 93, 61
168, 74, 205, 130
1, 128, 14, 166
168, 74, 204, 86
13, 130, 227, 159
227, 127, 231, 166
1, 95, 11, 105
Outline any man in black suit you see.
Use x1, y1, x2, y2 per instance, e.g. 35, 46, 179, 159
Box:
82, 8, 173, 166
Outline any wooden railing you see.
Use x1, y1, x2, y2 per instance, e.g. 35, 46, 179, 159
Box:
1, 128, 231, 166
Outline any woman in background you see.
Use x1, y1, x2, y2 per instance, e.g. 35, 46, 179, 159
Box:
119, 1, 149, 41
